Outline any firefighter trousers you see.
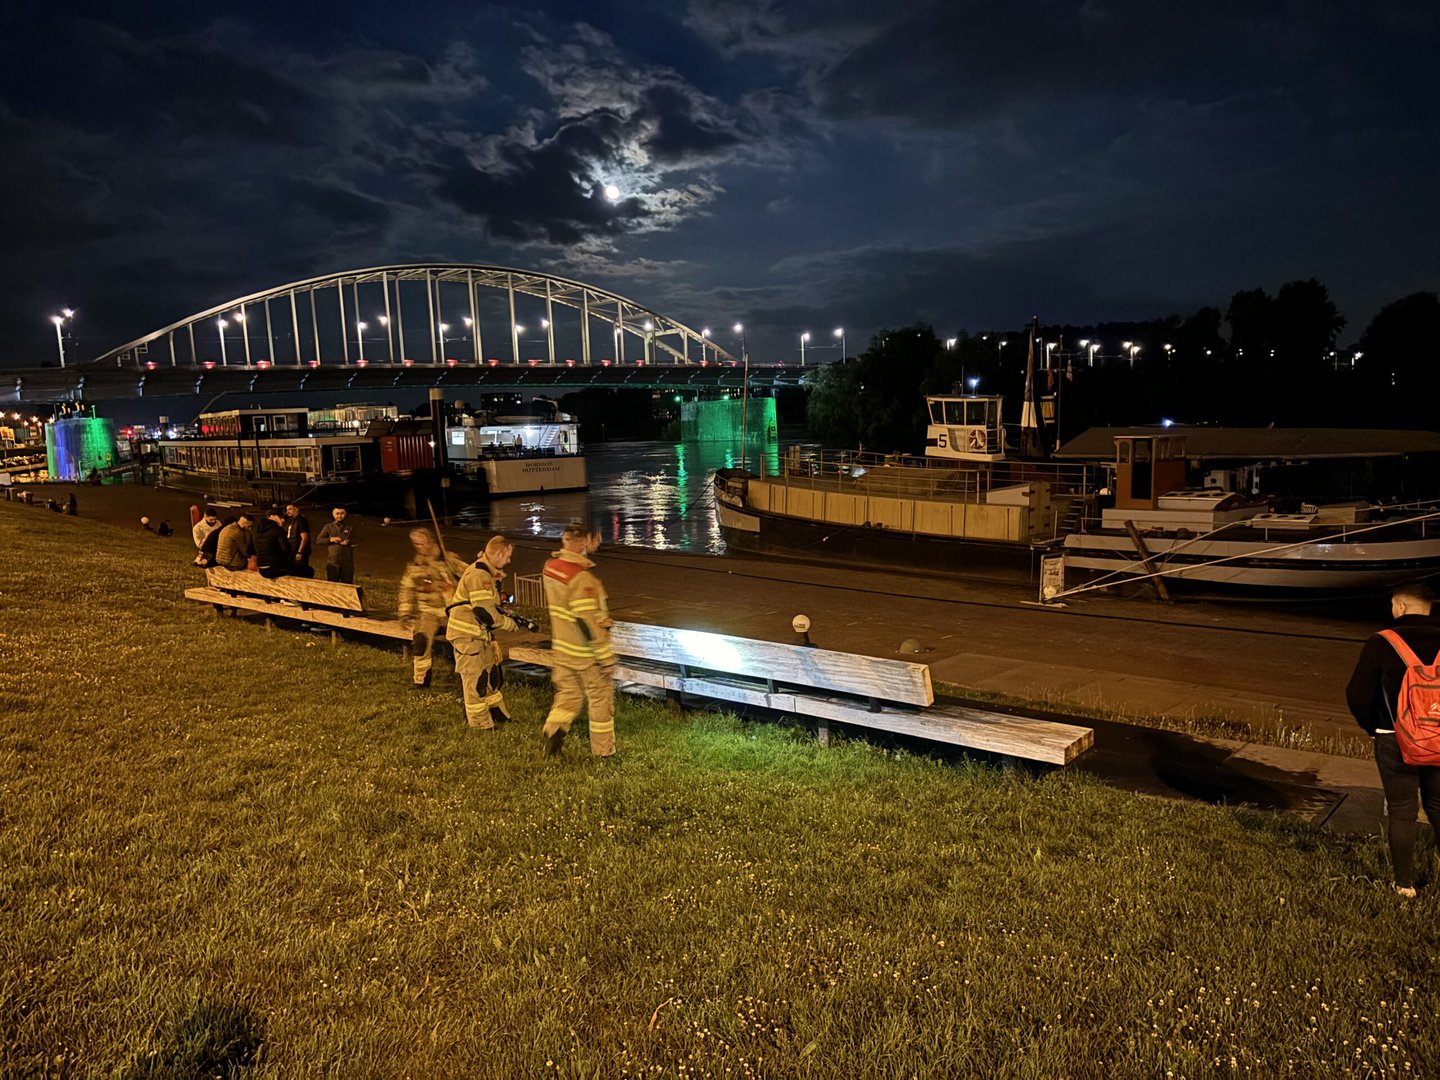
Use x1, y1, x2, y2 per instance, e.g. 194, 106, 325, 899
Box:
453, 636, 507, 729
410, 613, 447, 686
542, 664, 615, 756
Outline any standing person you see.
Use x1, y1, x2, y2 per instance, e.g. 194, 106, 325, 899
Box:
65, 493, 77, 515
192, 509, 221, 553
252, 509, 292, 579
283, 503, 314, 578
398, 528, 468, 690
317, 506, 357, 583
540, 524, 616, 758
1346, 582, 1440, 898
446, 535, 536, 728
214, 513, 254, 571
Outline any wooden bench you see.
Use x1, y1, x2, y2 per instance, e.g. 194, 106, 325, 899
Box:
509, 621, 1092, 766
184, 567, 411, 645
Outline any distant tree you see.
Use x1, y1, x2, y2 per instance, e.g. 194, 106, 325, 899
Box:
1226, 288, 1274, 370
851, 325, 944, 452
1357, 292, 1440, 423
1273, 278, 1345, 374
804, 361, 861, 447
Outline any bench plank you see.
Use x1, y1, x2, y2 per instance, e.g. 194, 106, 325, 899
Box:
185, 587, 409, 641
204, 568, 365, 612
611, 621, 933, 707
506, 644, 1091, 766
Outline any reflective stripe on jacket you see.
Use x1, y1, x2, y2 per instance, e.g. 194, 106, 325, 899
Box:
543, 549, 613, 669
446, 559, 516, 641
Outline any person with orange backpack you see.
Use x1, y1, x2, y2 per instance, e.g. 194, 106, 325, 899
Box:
1345, 582, 1440, 897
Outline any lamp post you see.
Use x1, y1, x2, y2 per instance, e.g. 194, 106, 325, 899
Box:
235, 310, 252, 366
701, 327, 711, 365
1087, 342, 1100, 366
734, 322, 749, 469
356, 320, 367, 363
833, 326, 845, 362
217, 317, 229, 366
1163, 342, 1173, 364
377, 314, 393, 365
50, 311, 72, 368
800, 331, 810, 366
438, 322, 450, 358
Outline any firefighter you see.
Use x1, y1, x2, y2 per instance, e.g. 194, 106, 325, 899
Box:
540, 524, 616, 758
446, 535, 536, 728
398, 528, 468, 690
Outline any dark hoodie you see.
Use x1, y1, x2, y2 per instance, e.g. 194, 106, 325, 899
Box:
252, 517, 292, 579
1345, 614, 1440, 735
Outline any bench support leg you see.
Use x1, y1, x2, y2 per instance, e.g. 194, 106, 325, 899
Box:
817, 719, 830, 748
330, 630, 339, 646
264, 617, 274, 632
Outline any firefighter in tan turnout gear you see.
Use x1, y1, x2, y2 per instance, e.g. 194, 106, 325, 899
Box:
541, 524, 616, 758
397, 528, 468, 690
446, 535, 537, 728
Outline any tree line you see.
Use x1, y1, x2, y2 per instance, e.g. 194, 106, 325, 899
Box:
806, 283, 1440, 453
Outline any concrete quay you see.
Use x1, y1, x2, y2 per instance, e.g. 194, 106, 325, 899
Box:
31, 481, 1393, 837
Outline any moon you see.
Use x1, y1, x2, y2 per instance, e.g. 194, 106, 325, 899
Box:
603, 184, 621, 203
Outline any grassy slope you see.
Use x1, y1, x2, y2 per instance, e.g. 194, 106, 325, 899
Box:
0, 503, 1434, 1078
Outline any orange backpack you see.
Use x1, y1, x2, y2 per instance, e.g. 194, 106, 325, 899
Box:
1380, 629, 1440, 766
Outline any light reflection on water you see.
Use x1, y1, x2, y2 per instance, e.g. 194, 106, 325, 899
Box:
451, 440, 785, 554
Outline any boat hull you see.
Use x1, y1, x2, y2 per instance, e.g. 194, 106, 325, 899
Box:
477, 455, 588, 496
715, 476, 1041, 576
1062, 531, 1440, 589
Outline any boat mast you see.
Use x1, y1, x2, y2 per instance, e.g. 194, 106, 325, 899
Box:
1020, 315, 1045, 459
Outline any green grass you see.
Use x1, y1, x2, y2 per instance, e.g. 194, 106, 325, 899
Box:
1, 502, 1436, 1077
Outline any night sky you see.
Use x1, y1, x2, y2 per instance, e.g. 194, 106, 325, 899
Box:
3, 0, 1437, 368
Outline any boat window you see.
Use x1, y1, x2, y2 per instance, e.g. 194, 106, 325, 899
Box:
1134, 441, 1151, 463
928, 400, 942, 424
1118, 442, 1131, 465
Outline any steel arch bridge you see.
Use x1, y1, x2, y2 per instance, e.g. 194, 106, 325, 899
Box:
94, 263, 740, 371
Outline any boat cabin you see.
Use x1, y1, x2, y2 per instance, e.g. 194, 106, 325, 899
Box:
1113, 434, 1187, 510
925, 395, 1005, 464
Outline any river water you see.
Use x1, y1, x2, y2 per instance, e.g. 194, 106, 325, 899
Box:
451, 439, 786, 553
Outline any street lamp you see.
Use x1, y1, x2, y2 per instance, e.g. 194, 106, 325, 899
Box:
946, 337, 958, 350
1087, 342, 1100, 366
801, 331, 810, 366
1126, 342, 1140, 367
733, 323, 750, 467
376, 314, 393, 365
701, 326, 711, 365
234, 310, 252, 366
439, 322, 450, 357
1163, 342, 1173, 362
833, 326, 845, 361
356, 320, 367, 363
50, 312, 72, 368
967, 376, 980, 394
217, 317, 229, 366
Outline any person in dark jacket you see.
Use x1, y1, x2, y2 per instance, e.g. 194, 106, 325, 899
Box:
1345, 582, 1440, 897
284, 503, 314, 578
252, 510, 293, 579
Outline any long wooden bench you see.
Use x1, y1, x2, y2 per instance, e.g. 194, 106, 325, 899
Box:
184, 568, 411, 645
509, 621, 1092, 766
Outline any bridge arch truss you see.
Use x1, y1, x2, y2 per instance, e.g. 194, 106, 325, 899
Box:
94, 264, 739, 372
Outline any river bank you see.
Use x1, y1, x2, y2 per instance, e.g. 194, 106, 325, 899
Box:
7, 477, 1383, 754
